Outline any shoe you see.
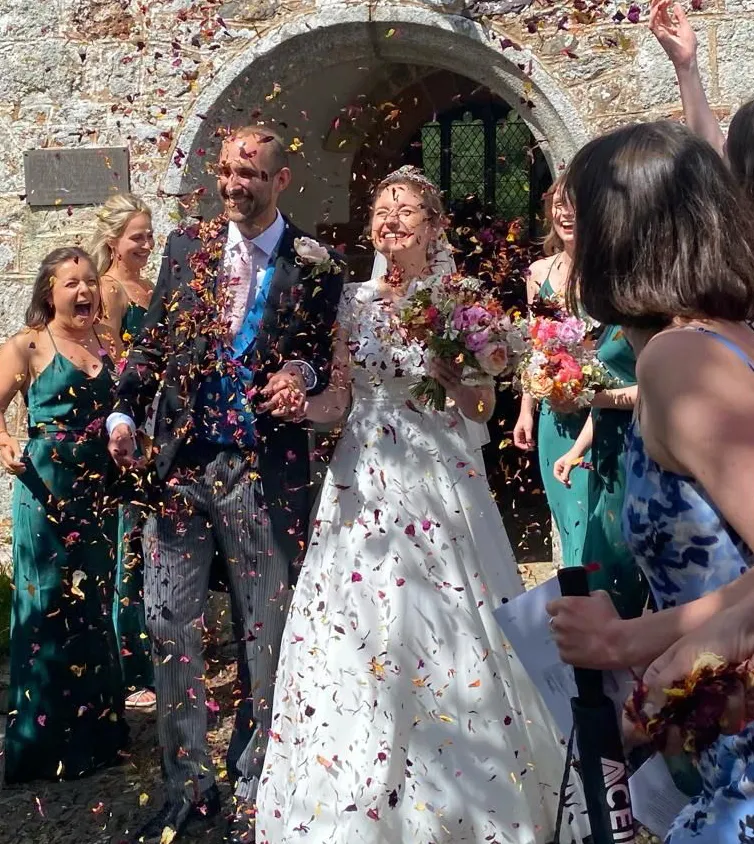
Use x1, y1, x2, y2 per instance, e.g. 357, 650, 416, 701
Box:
225, 799, 256, 844
125, 688, 157, 710
131, 784, 221, 843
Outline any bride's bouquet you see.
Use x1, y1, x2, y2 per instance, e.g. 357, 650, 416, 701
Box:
511, 298, 614, 407
399, 273, 516, 410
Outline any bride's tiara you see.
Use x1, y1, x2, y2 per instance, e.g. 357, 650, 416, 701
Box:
379, 165, 440, 194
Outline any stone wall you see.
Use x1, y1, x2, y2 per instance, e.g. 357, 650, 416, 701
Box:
0, 0, 751, 569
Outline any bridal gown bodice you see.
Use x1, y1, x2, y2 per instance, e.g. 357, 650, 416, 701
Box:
256, 279, 587, 844
342, 280, 487, 466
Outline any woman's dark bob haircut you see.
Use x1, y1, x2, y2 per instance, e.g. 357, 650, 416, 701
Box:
564, 120, 754, 330
26, 247, 100, 330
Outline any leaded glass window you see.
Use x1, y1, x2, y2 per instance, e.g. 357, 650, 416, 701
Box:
413, 103, 545, 234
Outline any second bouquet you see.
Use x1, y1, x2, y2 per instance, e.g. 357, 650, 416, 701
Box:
512, 299, 615, 407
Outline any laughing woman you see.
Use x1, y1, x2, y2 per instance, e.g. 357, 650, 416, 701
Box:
0, 248, 128, 784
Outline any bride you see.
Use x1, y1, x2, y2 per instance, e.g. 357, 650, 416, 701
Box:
255, 167, 587, 843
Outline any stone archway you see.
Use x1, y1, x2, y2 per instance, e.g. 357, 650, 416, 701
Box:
161, 3, 588, 234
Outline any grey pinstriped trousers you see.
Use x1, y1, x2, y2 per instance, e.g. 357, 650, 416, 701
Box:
142, 448, 291, 802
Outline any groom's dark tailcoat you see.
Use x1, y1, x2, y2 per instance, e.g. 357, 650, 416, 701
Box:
114, 215, 344, 795
115, 216, 344, 560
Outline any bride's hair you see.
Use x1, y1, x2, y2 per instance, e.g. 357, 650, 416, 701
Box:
372, 165, 445, 223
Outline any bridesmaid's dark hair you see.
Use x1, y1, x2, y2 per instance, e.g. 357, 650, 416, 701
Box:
564, 120, 754, 330
26, 247, 101, 329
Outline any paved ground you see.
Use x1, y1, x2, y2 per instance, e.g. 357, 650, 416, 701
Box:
0, 565, 659, 844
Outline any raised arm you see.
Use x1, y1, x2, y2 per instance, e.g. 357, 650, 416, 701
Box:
649, 0, 726, 157
0, 335, 32, 475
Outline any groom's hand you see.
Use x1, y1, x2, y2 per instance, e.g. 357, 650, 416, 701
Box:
258, 369, 307, 421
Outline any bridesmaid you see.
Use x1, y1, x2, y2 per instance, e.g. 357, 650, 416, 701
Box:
88, 193, 155, 710
552, 323, 648, 617
513, 181, 590, 566
0, 247, 128, 782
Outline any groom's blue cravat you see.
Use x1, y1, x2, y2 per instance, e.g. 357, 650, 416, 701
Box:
195, 239, 280, 448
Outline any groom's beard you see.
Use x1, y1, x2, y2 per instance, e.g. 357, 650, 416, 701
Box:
223, 188, 273, 230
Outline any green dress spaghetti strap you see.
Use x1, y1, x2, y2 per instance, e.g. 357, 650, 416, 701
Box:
583, 326, 648, 618
113, 301, 154, 692
5, 337, 128, 783
536, 275, 590, 566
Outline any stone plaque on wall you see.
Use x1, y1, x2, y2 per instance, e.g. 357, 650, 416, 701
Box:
23, 147, 130, 207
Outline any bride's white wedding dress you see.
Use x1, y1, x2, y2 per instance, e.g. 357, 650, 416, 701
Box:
256, 279, 587, 844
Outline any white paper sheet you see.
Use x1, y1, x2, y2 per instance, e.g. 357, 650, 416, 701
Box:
629, 753, 690, 839
493, 576, 634, 738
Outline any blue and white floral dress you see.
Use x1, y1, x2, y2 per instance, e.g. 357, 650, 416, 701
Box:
624, 327, 754, 843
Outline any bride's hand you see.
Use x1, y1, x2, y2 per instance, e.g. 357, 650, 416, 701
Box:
428, 358, 494, 423
427, 357, 464, 393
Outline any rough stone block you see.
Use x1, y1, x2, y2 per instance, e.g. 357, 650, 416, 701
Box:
634, 22, 711, 110
79, 44, 146, 101
723, 0, 754, 12
0, 41, 84, 105
0, 276, 33, 340
59, 0, 141, 41
717, 19, 754, 105
0, 0, 60, 39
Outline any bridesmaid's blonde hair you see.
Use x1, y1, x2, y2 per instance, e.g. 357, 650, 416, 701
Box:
88, 193, 152, 275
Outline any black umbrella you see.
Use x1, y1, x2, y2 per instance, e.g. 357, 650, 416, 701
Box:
558, 566, 636, 844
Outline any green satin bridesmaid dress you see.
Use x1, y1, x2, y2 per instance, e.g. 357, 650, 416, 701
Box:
583, 326, 648, 618
5, 338, 128, 783
535, 283, 647, 617
536, 275, 590, 567
113, 301, 154, 693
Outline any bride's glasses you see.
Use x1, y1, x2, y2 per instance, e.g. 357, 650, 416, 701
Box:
373, 204, 428, 223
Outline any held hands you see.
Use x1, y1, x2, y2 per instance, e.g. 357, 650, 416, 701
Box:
0, 433, 25, 475
108, 423, 138, 468
546, 590, 626, 670
649, 0, 698, 69
258, 368, 307, 422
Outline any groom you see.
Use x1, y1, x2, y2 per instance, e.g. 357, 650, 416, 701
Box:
107, 125, 344, 844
